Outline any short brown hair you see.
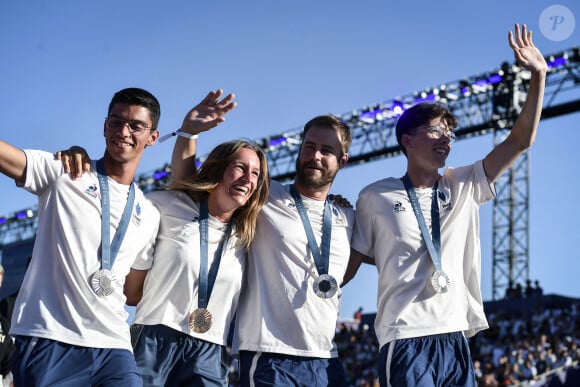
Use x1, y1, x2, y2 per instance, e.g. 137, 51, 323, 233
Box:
303, 114, 352, 155
396, 102, 457, 155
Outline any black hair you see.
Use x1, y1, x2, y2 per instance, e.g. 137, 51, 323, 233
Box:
395, 102, 457, 155
107, 88, 161, 130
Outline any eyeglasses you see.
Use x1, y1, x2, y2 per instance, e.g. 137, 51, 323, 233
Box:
105, 116, 152, 135
415, 125, 456, 143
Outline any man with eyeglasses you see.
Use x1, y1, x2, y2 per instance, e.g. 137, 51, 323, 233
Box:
344, 24, 548, 387
0, 88, 162, 386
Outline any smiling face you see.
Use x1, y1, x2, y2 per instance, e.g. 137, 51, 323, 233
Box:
295, 125, 348, 194
209, 147, 262, 219
403, 116, 452, 171
103, 103, 159, 167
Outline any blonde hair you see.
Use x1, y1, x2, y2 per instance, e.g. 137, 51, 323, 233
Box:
169, 140, 270, 251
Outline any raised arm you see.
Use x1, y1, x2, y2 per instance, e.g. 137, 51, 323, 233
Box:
0, 141, 27, 185
170, 89, 236, 180
483, 23, 548, 184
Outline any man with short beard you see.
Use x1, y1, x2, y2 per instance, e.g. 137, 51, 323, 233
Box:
171, 114, 355, 387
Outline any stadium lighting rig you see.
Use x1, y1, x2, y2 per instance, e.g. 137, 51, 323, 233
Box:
1, 46, 577, 233
1, 47, 579, 299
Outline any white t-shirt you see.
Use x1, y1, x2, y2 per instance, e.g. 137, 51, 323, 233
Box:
10, 150, 159, 351
234, 180, 354, 358
133, 190, 245, 346
351, 161, 495, 349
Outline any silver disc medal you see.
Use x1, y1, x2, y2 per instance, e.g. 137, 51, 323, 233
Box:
91, 269, 116, 297
313, 274, 338, 299
431, 270, 450, 294
189, 308, 212, 333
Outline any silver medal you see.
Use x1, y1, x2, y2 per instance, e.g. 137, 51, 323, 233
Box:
91, 269, 116, 297
431, 270, 450, 294
189, 308, 212, 333
313, 274, 338, 299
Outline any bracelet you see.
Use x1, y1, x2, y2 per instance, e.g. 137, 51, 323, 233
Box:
177, 131, 199, 140
158, 130, 199, 143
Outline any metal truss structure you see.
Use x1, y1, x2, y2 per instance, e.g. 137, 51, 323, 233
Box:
1, 47, 578, 300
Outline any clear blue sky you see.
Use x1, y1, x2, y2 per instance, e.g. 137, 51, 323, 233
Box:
0, 1, 578, 319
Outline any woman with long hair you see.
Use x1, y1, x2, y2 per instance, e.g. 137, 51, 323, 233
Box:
127, 139, 269, 386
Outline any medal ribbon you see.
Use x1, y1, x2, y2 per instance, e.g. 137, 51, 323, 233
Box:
197, 200, 234, 309
289, 185, 332, 277
96, 158, 135, 271
401, 173, 442, 272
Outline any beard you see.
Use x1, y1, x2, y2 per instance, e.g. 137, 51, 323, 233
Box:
295, 159, 338, 190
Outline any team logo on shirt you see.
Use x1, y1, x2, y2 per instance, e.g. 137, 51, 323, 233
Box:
85, 184, 98, 198
437, 190, 452, 211
331, 206, 339, 217
393, 201, 406, 213
330, 205, 345, 225
132, 202, 142, 226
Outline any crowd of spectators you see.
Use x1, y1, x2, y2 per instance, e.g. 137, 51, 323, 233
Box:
469, 296, 580, 386
505, 279, 543, 300
223, 292, 579, 387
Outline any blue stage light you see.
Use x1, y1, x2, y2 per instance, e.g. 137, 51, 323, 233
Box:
548, 56, 566, 67
15, 210, 33, 219
391, 101, 405, 116
488, 74, 503, 84
152, 171, 168, 180
414, 91, 436, 104
268, 137, 287, 147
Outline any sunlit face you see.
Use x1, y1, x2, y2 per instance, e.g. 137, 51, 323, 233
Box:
295, 125, 347, 190
403, 116, 452, 169
103, 103, 158, 164
212, 147, 262, 210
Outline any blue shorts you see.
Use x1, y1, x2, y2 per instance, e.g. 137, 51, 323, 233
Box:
131, 324, 228, 387
378, 332, 477, 387
13, 335, 141, 387
239, 351, 347, 387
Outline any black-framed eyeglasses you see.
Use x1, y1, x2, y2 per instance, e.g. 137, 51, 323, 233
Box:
105, 116, 152, 135
415, 125, 456, 143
